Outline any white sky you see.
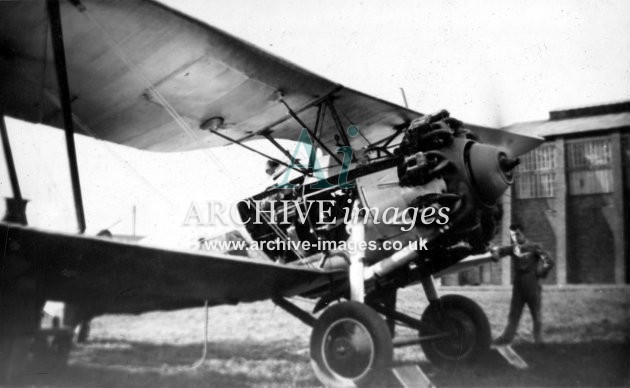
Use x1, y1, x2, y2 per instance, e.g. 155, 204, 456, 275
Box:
1, 0, 629, 244
162, 0, 630, 126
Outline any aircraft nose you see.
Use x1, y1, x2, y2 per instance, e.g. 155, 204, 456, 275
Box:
467, 143, 520, 206
499, 153, 521, 172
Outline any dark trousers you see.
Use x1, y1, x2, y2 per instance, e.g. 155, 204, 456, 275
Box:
501, 272, 542, 341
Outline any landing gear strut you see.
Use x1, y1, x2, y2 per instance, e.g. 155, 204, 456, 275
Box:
370, 277, 492, 366
277, 272, 491, 388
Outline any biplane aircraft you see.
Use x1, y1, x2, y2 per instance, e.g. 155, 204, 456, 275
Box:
0, 0, 543, 386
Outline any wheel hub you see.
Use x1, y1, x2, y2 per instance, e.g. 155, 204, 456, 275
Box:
428, 310, 476, 360
323, 319, 375, 379
331, 338, 353, 359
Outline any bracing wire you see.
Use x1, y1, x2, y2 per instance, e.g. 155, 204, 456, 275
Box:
44, 90, 177, 208
79, 6, 312, 262
79, 7, 244, 196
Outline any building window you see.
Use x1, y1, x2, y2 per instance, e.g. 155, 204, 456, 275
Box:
566, 137, 613, 195
514, 143, 556, 199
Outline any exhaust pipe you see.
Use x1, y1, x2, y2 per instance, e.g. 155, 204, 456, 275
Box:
364, 247, 419, 281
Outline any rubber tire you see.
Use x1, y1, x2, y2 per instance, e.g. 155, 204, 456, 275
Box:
420, 294, 491, 366
310, 301, 393, 387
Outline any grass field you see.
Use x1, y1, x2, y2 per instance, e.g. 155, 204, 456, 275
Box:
15, 286, 630, 387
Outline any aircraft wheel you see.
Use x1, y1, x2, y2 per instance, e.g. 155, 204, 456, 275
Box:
419, 294, 491, 366
310, 301, 393, 387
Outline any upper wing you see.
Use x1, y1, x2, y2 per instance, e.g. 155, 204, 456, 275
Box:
0, 0, 413, 153
0, 0, 539, 159
1, 223, 342, 314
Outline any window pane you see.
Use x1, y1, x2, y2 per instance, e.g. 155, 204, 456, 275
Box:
567, 138, 613, 195
567, 138, 611, 169
568, 169, 613, 195
515, 144, 556, 198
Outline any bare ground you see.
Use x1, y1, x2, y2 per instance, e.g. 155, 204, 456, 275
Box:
9, 286, 630, 387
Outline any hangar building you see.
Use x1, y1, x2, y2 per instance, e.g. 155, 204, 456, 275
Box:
456, 101, 629, 286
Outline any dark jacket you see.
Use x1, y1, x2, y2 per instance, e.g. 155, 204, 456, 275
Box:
497, 241, 552, 279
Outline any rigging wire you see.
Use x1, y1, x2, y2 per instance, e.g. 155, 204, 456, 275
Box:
43, 90, 177, 208
78, 6, 243, 196
79, 6, 312, 262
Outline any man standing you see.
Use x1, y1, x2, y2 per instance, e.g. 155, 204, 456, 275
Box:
492, 224, 554, 345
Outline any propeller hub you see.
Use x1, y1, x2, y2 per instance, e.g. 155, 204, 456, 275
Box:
467, 143, 517, 206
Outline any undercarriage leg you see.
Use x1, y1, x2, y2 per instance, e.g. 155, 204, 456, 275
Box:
420, 276, 439, 303
272, 297, 315, 327
384, 289, 397, 337
348, 220, 366, 302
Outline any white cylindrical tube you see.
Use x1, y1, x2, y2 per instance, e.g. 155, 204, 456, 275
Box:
348, 219, 366, 302
364, 247, 419, 281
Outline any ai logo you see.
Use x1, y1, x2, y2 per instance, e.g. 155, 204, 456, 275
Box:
276, 125, 360, 189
